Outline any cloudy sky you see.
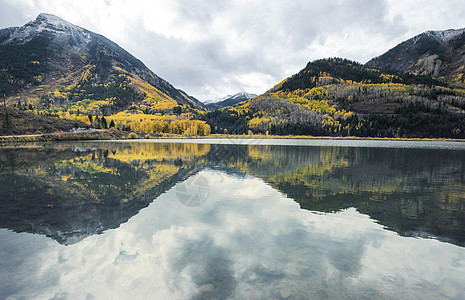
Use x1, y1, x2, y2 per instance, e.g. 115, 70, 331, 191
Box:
1, 0, 464, 101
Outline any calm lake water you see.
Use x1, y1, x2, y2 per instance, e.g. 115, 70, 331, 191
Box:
1, 139, 465, 299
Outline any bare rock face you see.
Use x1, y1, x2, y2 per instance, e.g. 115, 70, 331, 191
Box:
366, 28, 465, 87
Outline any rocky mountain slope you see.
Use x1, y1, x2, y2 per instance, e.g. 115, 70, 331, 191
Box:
366, 28, 465, 87
0, 13, 205, 114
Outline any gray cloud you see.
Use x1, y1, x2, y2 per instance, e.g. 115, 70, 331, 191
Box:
0, 0, 464, 100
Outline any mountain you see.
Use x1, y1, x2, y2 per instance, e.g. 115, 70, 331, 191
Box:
0, 13, 206, 116
366, 28, 465, 87
206, 92, 256, 109
207, 58, 465, 138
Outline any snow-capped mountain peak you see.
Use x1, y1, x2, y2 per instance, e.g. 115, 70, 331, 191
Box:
0, 13, 205, 110
219, 92, 256, 102
205, 92, 257, 109
0, 13, 91, 48
35, 13, 73, 28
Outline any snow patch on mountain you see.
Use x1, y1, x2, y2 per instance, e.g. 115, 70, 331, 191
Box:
425, 28, 465, 43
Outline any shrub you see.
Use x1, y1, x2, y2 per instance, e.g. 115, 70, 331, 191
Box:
128, 132, 139, 139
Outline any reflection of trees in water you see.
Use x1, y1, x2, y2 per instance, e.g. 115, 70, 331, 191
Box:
245, 146, 465, 246
0, 143, 210, 244
205, 144, 465, 245
0, 142, 464, 246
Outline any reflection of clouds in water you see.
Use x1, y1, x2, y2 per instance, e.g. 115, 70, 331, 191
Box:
359, 233, 465, 299
1, 169, 465, 299
113, 250, 139, 265
172, 237, 237, 300
0, 231, 56, 298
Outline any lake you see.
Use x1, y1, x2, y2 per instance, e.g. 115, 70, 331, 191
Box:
1, 139, 465, 299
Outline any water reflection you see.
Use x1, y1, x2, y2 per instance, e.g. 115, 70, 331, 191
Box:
0, 141, 465, 299
0, 143, 211, 244
3, 142, 463, 246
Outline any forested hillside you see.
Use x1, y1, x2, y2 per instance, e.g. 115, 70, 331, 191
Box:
207, 58, 465, 138
1, 106, 88, 135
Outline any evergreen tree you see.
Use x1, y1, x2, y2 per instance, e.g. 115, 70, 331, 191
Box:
101, 116, 108, 129
173, 106, 182, 115
3, 110, 13, 130
94, 116, 101, 128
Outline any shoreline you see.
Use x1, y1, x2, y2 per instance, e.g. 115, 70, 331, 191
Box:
169, 134, 465, 142
2, 130, 465, 146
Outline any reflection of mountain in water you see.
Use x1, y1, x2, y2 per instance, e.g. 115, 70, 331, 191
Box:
0, 142, 464, 246
204, 143, 465, 246
239, 145, 465, 246
0, 143, 210, 244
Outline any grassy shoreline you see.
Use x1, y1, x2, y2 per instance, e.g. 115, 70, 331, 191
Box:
185, 134, 465, 142
2, 130, 465, 145
0, 129, 123, 145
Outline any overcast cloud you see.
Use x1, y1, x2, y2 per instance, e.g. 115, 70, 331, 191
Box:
1, 0, 464, 101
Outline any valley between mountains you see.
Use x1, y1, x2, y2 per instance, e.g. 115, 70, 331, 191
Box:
1, 13, 465, 139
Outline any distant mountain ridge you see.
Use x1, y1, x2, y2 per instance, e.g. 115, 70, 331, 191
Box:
0, 13, 205, 113
366, 27, 465, 87
205, 92, 256, 109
